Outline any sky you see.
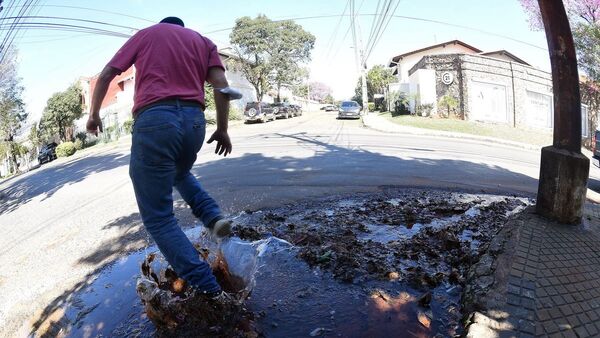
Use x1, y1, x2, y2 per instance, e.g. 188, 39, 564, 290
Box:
5, 0, 550, 126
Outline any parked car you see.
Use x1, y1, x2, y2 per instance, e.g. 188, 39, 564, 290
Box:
271, 102, 294, 119
337, 101, 362, 119
321, 105, 337, 112
244, 102, 276, 123
592, 129, 600, 167
38, 142, 58, 164
290, 104, 302, 116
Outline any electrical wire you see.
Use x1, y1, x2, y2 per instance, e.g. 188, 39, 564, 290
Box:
321, 0, 350, 61
365, 0, 402, 61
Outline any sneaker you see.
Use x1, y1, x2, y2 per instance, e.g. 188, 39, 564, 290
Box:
208, 219, 232, 238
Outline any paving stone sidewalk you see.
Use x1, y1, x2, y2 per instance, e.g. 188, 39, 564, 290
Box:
464, 204, 600, 338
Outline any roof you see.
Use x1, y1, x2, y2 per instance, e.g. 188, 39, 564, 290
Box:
388, 40, 482, 66
480, 50, 531, 66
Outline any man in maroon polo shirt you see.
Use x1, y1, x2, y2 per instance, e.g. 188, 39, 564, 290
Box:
87, 17, 234, 300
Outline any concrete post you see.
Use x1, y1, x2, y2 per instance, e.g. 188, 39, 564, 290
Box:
536, 0, 590, 224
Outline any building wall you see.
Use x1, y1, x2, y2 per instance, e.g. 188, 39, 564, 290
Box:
408, 53, 595, 143
395, 44, 479, 83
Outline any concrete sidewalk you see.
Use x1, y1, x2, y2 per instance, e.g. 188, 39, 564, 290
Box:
464, 204, 600, 338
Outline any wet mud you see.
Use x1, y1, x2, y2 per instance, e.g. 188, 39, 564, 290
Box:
25, 188, 529, 337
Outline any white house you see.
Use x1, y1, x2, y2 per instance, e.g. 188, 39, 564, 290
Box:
389, 40, 482, 83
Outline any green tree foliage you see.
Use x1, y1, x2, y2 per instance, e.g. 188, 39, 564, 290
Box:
28, 123, 41, 151
41, 83, 83, 142
0, 51, 27, 174
293, 84, 308, 98
437, 95, 459, 118
353, 65, 395, 103
204, 84, 215, 111
230, 15, 315, 102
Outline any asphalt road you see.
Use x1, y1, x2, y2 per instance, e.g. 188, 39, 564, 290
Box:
1, 110, 598, 336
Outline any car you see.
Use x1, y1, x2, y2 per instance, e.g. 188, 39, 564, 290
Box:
290, 104, 302, 116
337, 101, 362, 119
321, 105, 337, 112
244, 102, 276, 123
593, 130, 600, 167
38, 142, 58, 164
271, 102, 294, 119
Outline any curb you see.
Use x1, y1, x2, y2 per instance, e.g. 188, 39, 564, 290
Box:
361, 114, 543, 152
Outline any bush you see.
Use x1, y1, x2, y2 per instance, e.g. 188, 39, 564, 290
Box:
75, 131, 87, 143
56, 142, 76, 157
389, 91, 411, 116
123, 118, 134, 134
229, 106, 242, 121
74, 139, 83, 150
415, 104, 434, 117
437, 95, 459, 118
367, 102, 375, 112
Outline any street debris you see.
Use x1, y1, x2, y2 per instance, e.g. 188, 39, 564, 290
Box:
231, 189, 530, 336
127, 189, 530, 337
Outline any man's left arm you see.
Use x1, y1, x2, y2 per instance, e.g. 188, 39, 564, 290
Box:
86, 66, 120, 135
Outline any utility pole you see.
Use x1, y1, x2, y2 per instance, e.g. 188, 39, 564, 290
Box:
350, 0, 369, 113
307, 81, 311, 111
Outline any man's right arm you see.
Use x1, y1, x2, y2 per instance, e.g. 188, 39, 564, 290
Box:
206, 67, 232, 156
86, 66, 120, 135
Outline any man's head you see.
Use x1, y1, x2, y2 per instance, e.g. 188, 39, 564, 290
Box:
160, 17, 185, 27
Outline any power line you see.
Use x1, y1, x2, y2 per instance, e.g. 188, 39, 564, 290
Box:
12, 3, 155, 23
0, 15, 140, 31
203, 11, 546, 54
365, 0, 402, 61
0, 0, 36, 63
0, 22, 132, 38
321, 0, 350, 60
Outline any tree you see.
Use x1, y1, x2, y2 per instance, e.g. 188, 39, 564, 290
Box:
230, 15, 315, 102
437, 95, 459, 118
519, 0, 600, 138
353, 64, 395, 103
308, 81, 333, 102
28, 122, 41, 153
519, 0, 599, 78
41, 83, 83, 142
293, 84, 309, 98
323, 94, 335, 104
0, 51, 27, 174
269, 20, 315, 102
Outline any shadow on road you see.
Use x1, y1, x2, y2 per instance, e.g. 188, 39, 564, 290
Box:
24, 131, 545, 337
0, 153, 130, 216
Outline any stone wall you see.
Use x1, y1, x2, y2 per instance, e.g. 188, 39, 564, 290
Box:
409, 54, 555, 128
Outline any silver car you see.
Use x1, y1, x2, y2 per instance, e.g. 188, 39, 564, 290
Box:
338, 101, 362, 119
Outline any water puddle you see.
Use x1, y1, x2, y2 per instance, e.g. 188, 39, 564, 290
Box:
25, 189, 531, 337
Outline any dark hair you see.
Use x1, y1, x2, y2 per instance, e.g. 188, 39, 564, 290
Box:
160, 17, 185, 27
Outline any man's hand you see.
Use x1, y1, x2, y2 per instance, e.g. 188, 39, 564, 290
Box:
207, 129, 232, 157
86, 115, 103, 136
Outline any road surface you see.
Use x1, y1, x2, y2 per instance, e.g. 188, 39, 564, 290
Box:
1, 110, 598, 336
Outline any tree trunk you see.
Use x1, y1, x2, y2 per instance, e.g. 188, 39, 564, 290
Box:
276, 83, 281, 103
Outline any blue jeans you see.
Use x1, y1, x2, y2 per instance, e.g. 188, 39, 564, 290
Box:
129, 103, 221, 293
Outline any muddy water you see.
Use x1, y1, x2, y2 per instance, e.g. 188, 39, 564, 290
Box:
26, 190, 530, 337
29, 236, 437, 337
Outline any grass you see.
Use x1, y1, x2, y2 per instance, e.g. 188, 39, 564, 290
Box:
381, 112, 553, 146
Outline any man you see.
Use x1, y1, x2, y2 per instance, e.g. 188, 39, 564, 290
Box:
87, 17, 234, 299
